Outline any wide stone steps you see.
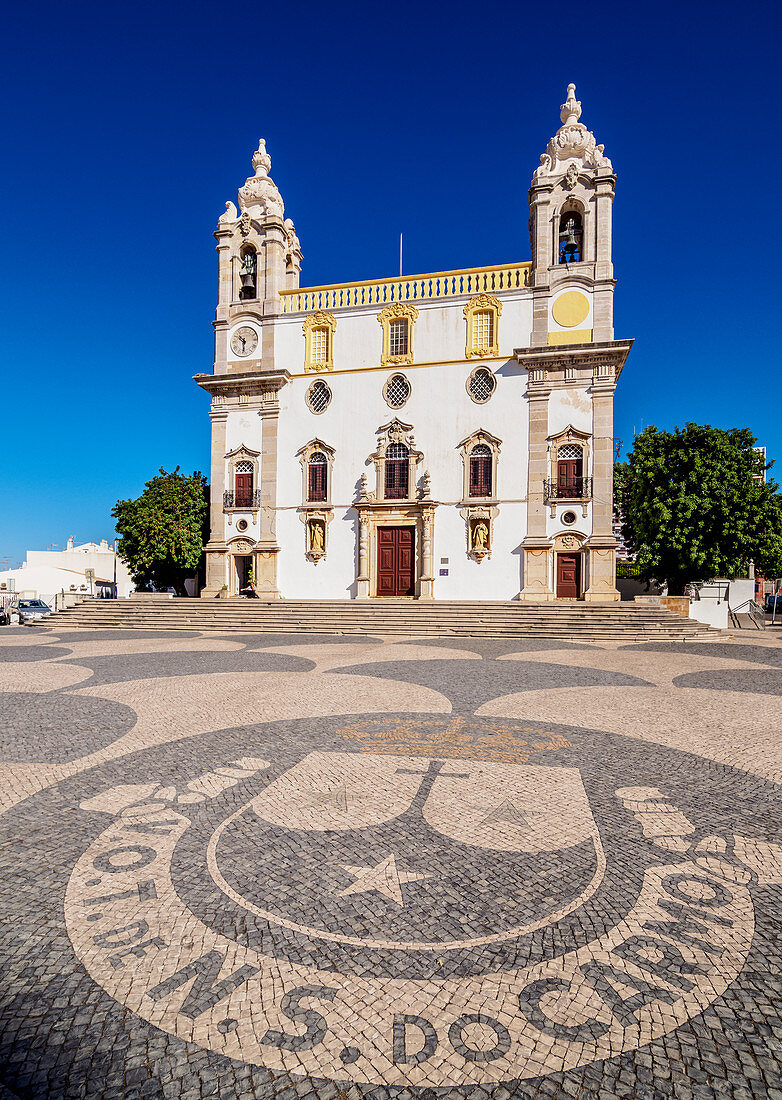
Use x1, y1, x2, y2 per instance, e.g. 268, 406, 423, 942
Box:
47, 598, 715, 641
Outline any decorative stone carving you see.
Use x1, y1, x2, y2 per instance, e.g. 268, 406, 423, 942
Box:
284, 218, 302, 262
534, 83, 613, 180
378, 302, 419, 366
231, 538, 254, 554
302, 311, 337, 373
239, 210, 252, 237
218, 201, 238, 225
252, 139, 272, 177
238, 139, 285, 218
554, 533, 582, 551
564, 163, 579, 189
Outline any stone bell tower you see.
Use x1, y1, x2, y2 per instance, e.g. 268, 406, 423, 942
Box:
518, 85, 631, 604
213, 140, 303, 374
196, 140, 303, 600
528, 83, 616, 346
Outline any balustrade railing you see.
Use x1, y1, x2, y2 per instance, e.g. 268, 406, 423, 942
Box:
223, 490, 262, 510
543, 477, 593, 502
280, 263, 532, 314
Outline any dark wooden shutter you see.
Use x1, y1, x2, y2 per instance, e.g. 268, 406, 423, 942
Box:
557, 458, 582, 496
235, 472, 253, 507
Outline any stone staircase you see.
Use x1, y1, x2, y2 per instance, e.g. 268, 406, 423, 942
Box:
45, 598, 718, 641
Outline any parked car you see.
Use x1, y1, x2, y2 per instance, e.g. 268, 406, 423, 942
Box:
17, 599, 52, 623
764, 594, 782, 613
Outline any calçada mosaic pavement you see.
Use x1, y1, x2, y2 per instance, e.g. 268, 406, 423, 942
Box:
1, 625, 781, 1099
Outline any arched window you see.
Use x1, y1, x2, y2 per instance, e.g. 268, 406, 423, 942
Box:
308, 451, 328, 502
234, 460, 254, 507
469, 443, 493, 498
385, 442, 409, 499
557, 443, 583, 495
239, 246, 257, 299
559, 211, 583, 264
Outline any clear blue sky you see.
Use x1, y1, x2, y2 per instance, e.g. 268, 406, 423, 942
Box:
1, 0, 779, 566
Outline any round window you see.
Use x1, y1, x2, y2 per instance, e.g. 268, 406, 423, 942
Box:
562, 510, 577, 526
237, 519, 249, 532
467, 367, 496, 403
384, 373, 411, 409
306, 379, 332, 414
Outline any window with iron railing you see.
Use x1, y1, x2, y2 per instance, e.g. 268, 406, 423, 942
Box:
234, 461, 254, 507
385, 442, 409, 499
469, 443, 493, 497
308, 451, 328, 502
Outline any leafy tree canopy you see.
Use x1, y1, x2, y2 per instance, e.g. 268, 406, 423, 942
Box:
112, 467, 209, 596
615, 424, 782, 594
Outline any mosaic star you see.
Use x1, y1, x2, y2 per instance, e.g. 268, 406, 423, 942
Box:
337, 853, 431, 907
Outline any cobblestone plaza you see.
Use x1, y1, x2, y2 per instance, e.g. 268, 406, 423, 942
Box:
1, 626, 781, 1099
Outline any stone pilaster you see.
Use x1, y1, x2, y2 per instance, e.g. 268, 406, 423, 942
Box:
356, 514, 370, 599
201, 406, 228, 598
520, 379, 554, 601
420, 505, 435, 600
585, 375, 620, 602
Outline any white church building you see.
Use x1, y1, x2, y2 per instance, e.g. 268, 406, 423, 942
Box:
196, 85, 632, 601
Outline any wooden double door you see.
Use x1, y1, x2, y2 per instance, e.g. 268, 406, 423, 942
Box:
556, 553, 581, 599
377, 526, 416, 597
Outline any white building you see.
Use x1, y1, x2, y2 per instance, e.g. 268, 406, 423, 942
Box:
0, 538, 135, 604
197, 85, 632, 601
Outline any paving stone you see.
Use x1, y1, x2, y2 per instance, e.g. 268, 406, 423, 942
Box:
0, 626, 780, 1098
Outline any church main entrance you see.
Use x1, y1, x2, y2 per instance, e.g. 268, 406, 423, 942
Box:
376, 526, 415, 597
556, 552, 581, 599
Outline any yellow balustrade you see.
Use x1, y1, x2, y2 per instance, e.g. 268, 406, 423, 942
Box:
279, 262, 531, 314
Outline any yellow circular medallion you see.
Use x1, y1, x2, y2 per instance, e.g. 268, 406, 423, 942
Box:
552, 290, 590, 328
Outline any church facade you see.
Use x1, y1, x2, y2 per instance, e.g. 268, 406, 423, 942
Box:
196, 85, 632, 601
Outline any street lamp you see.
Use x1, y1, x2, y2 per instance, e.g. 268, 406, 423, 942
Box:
113, 537, 119, 599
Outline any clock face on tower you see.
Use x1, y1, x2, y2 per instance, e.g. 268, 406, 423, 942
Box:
231, 327, 258, 357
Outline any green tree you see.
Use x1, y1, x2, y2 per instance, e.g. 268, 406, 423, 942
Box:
616, 424, 782, 595
112, 468, 209, 596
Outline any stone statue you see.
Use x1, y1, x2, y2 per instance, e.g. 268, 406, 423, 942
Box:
473, 522, 489, 552
310, 521, 324, 553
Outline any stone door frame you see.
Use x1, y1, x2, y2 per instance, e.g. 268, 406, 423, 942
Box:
355, 502, 436, 600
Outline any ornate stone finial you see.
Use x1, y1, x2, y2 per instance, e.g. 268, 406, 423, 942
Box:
238, 139, 285, 218
284, 217, 302, 260
421, 469, 432, 498
251, 139, 272, 178
533, 82, 612, 181
218, 200, 238, 225
560, 83, 581, 124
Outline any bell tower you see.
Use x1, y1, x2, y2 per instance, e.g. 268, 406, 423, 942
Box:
197, 141, 302, 600
528, 84, 616, 346
213, 140, 303, 374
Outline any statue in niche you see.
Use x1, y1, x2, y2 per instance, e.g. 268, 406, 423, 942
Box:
473, 521, 489, 553
309, 521, 325, 554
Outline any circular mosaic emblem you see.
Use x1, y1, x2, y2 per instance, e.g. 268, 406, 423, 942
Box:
63, 714, 782, 1087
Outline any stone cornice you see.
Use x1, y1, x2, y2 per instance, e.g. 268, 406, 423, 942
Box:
193, 369, 291, 398
514, 339, 633, 381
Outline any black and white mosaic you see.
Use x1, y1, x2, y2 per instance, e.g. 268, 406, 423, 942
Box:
0, 628, 781, 1099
